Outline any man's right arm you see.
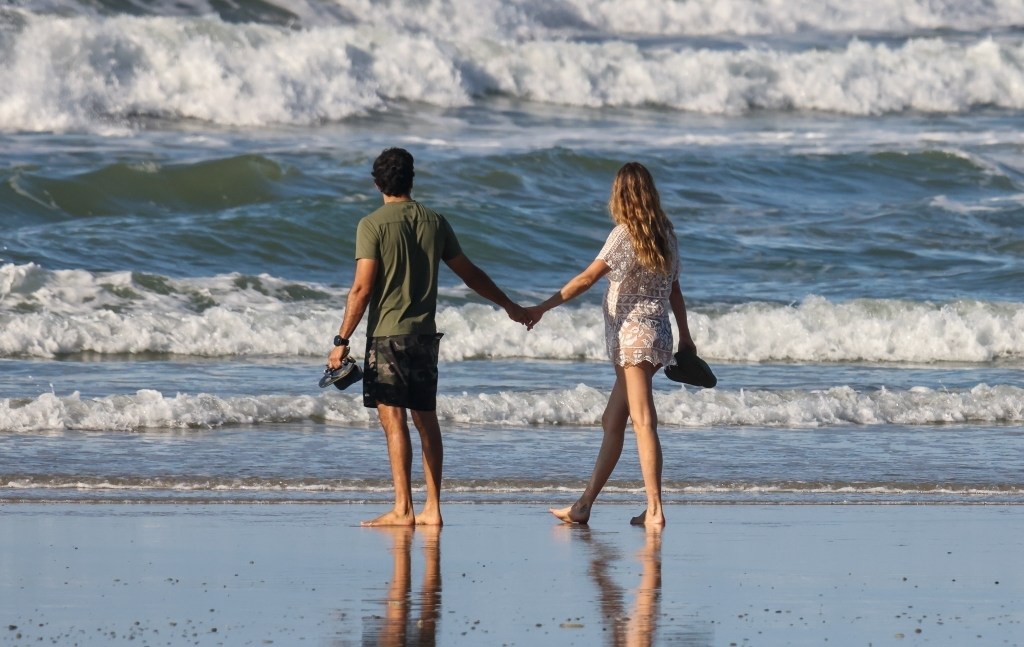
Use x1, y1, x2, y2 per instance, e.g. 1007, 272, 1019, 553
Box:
328, 258, 377, 368
443, 253, 531, 327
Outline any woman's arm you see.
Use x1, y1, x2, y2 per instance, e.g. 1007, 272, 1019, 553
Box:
670, 279, 697, 354
526, 258, 610, 325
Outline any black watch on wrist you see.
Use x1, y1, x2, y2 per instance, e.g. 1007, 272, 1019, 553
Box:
333, 335, 349, 347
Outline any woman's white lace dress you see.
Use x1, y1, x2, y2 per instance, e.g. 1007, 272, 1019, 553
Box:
596, 224, 678, 367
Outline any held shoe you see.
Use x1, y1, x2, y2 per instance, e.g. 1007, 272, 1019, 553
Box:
319, 357, 363, 390
664, 349, 717, 388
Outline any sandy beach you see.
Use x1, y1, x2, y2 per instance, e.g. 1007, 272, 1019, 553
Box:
1, 503, 1020, 646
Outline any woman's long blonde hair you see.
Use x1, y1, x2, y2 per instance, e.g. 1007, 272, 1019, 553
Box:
609, 162, 675, 274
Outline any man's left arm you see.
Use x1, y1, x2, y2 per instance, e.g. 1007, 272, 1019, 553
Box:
444, 253, 531, 327
328, 258, 377, 368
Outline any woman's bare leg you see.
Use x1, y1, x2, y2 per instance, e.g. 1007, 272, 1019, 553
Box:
622, 363, 665, 526
551, 367, 630, 524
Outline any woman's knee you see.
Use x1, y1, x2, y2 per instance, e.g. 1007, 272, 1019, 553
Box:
631, 412, 657, 435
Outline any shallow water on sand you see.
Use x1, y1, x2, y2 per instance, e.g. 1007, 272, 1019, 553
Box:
1, 504, 1021, 646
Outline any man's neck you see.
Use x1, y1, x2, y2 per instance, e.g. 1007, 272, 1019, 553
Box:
382, 194, 413, 204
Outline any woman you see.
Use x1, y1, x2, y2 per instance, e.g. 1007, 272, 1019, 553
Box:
527, 162, 695, 526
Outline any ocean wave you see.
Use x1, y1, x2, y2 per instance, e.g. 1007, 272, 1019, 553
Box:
3, 8, 1024, 131
3, 264, 1024, 363
2, 383, 1022, 432
10, 0, 1024, 37
3, 155, 294, 217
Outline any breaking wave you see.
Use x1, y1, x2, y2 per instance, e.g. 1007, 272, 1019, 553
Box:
4, 2, 1024, 131
2, 383, 1022, 432
3, 264, 1024, 363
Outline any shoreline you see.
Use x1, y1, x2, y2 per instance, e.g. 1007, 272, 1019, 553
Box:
2, 503, 1021, 645
4, 498, 1024, 505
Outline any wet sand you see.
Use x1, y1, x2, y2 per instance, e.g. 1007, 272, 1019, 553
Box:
1, 503, 1020, 646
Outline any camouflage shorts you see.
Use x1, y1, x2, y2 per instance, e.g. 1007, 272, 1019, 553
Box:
363, 333, 443, 411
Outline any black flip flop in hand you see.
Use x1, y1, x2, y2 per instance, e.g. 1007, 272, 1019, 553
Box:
664, 349, 717, 388
319, 357, 363, 390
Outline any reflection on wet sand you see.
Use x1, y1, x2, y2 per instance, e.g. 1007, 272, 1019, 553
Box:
362, 526, 442, 646
575, 526, 663, 647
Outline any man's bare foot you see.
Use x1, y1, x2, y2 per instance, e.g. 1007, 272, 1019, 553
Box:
550, 500, 591, 524
415, 510, 443, 526
629, 509, 666, 527
361, 510, 416, 527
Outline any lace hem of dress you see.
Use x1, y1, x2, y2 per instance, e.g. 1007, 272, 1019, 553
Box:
611, 348, 673, 368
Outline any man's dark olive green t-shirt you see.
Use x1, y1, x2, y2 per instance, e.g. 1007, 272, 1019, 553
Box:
355, 201, 462, 338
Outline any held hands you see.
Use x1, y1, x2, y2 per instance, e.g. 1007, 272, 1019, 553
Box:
505, 302, 549, 331
524, 305, 545, 329
505, 303, 537, 331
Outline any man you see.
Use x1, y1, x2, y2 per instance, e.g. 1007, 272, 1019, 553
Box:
327, 148, 530, 526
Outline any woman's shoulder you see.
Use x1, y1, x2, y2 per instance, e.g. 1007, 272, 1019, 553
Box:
605, 223, 630, 243
598, 224, 633, 264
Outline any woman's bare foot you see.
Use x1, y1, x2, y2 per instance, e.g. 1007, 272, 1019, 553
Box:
361, 509, 416, 527
550, 500, 591, 524
629, 509, 666, 527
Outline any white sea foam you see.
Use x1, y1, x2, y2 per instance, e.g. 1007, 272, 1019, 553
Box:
557, 0, 1024, 36
2, 383, 1021, 432
699, 296, 1024, 363
11, 0, 1023, 37
3, 5, 1024, 131
272, 0, 1024, 37
3, 264, 1023, 363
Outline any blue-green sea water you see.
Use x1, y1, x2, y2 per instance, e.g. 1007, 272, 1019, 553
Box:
1, 0, 1023, 506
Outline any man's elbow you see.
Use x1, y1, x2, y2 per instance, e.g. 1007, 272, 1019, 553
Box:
347, 282, 372, 304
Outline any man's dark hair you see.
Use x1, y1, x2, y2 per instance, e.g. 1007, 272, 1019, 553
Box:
372, 148, 415, 196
